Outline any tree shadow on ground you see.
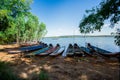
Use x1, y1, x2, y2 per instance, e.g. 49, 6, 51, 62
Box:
0, 50, 119, 80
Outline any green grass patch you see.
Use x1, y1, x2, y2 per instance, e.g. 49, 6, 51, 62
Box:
38, 69, 49, 80
0, 61, 21, 80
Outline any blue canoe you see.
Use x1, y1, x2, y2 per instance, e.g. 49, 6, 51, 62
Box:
80, 46, 93, 56
34, 46, 51, 55
19, 43, 47, 52
24, 46, 52, 57
33, 44, 53, 55
91, 45, 111, 53
90, 45, 120, 57
8, 43, 47, 54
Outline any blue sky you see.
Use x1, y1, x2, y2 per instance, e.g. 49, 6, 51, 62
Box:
31, 0, 119, 37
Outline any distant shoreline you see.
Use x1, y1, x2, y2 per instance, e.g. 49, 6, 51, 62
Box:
44, 35, 115, 38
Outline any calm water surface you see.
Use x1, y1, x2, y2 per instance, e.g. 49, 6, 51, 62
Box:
41, 37, 120, 52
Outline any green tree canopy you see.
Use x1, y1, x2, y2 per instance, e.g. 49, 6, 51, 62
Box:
0, 0, 32, 31
0, 0, 47, 44
79, 0, 120, 46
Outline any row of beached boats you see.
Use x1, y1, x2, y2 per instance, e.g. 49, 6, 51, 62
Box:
8, 43, 65, 57
66, 43, 120, 59
28, 44, 65, 56
7, 43, 120, 58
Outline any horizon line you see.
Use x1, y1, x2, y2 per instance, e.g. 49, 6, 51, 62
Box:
44, 34, 114, 37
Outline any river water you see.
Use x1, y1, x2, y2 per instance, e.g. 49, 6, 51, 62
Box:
41, 36, 120, 52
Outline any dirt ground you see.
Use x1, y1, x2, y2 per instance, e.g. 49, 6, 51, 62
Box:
0, 44, 120, 80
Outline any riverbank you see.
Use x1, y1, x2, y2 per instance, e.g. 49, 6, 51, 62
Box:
0, 44, 119, 80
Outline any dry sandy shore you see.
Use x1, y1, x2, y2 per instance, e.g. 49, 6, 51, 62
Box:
0, 44, 120, 80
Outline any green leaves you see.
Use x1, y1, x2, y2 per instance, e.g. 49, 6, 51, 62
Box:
79, 0, 120, 46
0, 10, 9, 18
115, 29, 120, 46
79, 0, 120, 34
0, 0, 47, 44
79, 13, 104, 33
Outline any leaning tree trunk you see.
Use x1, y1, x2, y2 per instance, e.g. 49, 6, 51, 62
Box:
16, 26, 20, 44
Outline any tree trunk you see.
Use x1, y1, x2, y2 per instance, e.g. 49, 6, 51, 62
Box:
16, 26, 20, 44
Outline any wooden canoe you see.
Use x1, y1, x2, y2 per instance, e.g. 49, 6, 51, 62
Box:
33, 44, 53, 55
19, 43, 47, 52
73, 43, 84, 56
24, 46, 51, 57
49, 47, 65, 56
80, 46, 93, 56
89, 45, 120, 58
38, 44, 60, 56
7, 43, 48, 54
66, 44, 74, 56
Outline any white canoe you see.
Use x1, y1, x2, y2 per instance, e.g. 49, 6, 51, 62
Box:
49, 47, 65, 56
